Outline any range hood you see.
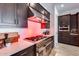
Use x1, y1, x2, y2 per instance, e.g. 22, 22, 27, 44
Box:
27, 7, 42, 23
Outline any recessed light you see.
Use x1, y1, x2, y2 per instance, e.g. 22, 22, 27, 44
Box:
61, 4, 64, 7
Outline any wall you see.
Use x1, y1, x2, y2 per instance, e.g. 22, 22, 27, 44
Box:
0, 20, 41, 40
54, 6, 59, 48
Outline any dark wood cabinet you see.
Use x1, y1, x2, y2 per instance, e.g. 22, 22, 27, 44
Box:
58, 31, 70, 44
58, 14, 70, 27
70, 35, 79, 46
46, 21, 50, 28
11, 45, 36, 56
77, 13, 79, 33
58, 13, 79, 47
70, 14, 78, 33
44, 10, 50, 19
11, 36, 54, 56
58, 14, 70, 45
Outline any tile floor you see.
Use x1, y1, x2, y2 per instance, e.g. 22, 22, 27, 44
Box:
50, 43, 79, 56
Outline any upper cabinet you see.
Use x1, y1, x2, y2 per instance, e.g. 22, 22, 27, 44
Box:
58, 14, 70, 30
16, 3, 28, 28
0, 3, 28, 28
70, 14, 78, 32
77, 13, 79, 33
2, 4, 16, 24
0, 3, 50, 28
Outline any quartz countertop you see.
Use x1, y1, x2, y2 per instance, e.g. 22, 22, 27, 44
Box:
0, 39, 35, 56
70, 33, 79, 35
0, 35, 53, 56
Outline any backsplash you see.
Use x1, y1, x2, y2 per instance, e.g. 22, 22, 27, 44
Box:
0, 20, 42, 40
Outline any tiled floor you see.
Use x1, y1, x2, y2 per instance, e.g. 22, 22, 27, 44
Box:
50, 43, 79, 56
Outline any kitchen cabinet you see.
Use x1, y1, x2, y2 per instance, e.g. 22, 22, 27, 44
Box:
70, 35, 79, 46
45, 36, 54, 55
0, 3, 28, 28
58, 14, 70, 44
44, 10, 50, 19
46, 41, 53, 55
70, 14, 78, 33
36, 36, 54, 56
46, 21, 50, 28
58, 13, 79, 47
58, 31, 70, 44
58, 14, 70, 29
11, 45, 36, 56
0, 4, 3, 23
77, 13, 79, 33
2, 4, 16, 24
16, 3, 28, 28
11, 36, 54, 56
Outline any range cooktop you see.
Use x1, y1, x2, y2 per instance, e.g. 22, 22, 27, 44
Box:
24, 35, 47, 41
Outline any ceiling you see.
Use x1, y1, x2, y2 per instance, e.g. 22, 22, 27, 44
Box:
55, 3, 79, 14
40, 3, 79, 15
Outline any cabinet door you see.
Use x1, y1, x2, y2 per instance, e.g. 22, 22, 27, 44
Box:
70, 35, 79, 46
58, 15, 70, 27
77, 13, 79, 33
2, 4, 16, 24
44, 10, 50, 19
16, 3, 28, 28
0, 4, 3, 23
58, 31, 70, 44
46, 21, 50, 28
70, 14, 78, 31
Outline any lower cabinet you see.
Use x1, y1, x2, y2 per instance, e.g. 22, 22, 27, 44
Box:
11, 45, 36, 56
58, 31, 79, 47
11, 36, 54, 56
70, 35, 79, 46
36, 36, 54, 56
58, 31, 70, 44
